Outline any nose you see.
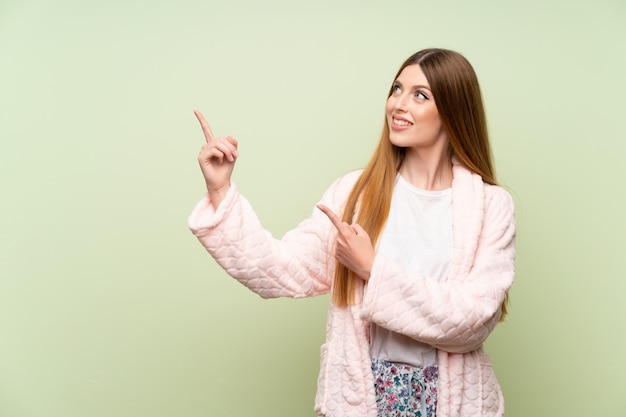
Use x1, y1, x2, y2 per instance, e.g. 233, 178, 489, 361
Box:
391, 92, 409, 111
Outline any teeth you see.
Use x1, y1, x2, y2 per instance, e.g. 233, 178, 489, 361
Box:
393, 118, 412, 126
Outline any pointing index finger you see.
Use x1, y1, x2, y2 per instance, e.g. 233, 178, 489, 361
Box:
316, 204, 347, 232
193, 109, 215, 143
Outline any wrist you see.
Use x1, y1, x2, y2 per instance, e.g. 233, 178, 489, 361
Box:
360, 255, 374, 281
206, 182, 230, 208
360, 268, 372, 282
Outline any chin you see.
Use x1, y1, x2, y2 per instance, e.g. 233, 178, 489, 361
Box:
388, 132, 411, 148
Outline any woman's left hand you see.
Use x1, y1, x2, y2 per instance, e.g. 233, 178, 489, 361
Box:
317, 204, 375, 281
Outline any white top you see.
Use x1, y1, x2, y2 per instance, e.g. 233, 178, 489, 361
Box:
369, 174, 453, 367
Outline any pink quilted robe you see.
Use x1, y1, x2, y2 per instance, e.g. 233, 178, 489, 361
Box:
188, 162, 516, 417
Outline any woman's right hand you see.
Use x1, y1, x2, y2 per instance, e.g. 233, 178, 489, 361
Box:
194, 110, 239, 208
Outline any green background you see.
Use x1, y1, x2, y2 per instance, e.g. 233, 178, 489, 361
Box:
1, 0, 625, 416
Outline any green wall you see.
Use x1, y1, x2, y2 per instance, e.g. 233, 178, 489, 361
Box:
1, 1, 625, 416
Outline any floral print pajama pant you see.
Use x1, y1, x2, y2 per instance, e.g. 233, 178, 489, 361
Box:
371, 357, 438, 417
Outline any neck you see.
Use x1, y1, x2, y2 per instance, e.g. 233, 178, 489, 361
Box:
399, 147, 453, 191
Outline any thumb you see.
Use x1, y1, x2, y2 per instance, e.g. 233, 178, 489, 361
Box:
351, 223, 368, 236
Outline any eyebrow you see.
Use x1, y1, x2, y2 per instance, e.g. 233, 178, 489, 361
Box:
394, 80, 432, 92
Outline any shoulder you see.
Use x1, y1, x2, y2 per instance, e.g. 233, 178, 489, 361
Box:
452, 162, 514, 215
484, 183, 515, 213
313, 169, 364, 215
334, 169, 364, 187
323, 169, 363, 198
481, 183, 516, 232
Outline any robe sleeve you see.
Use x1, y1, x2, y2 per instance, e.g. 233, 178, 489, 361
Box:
360, 186, 516, 353
188, 172, 361, 299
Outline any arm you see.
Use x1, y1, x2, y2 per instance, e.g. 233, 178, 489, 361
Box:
360, 187, 516, 353
188, 172, 361, 299
189, 109, 352, 298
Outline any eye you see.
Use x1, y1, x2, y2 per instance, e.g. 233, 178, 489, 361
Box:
415, 91, 429, 100
391, 84, 401, 94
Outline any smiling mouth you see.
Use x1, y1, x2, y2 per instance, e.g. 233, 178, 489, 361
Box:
392, 117, 413, 127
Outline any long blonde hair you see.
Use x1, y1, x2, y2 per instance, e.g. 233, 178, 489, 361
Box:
332, 48, 509, 320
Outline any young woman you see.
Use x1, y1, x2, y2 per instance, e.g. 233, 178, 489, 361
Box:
188, 48, 516, 417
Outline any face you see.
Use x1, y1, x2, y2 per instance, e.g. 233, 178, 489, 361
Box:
386, 64, 447, 153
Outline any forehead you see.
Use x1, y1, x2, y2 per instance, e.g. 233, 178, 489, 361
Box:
396, 64, 430, 87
